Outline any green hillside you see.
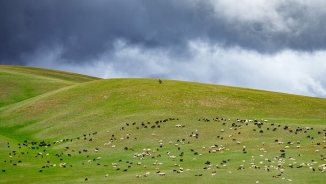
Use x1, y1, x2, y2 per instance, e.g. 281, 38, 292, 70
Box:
0, 65, 100, 107
0, 66, 325, 184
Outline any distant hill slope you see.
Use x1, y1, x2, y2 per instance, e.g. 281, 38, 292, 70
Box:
0, 65, 100, 107
1, 76, 325, 141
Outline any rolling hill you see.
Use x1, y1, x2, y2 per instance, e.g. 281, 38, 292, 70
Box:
0, 65, 325, 184
0, 65, 100, 108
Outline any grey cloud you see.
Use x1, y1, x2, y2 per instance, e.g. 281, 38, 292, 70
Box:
1, 0, 326, 66
0, 0, 202, 65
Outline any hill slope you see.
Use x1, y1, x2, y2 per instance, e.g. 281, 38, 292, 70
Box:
0, 66, 325, 184
0, 65, 100, 107
1, 77, 326, 140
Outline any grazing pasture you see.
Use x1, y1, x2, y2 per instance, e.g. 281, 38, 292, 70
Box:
0, 65, 99, 108
0, 66, 325, 183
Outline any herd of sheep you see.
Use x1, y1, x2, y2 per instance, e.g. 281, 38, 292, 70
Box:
1, 117, 325, 183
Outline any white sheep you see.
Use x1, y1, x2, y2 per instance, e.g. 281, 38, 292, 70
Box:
104, 142, 111, 146
112, 163, 118, 167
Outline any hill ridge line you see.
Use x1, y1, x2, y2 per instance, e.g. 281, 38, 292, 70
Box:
0, 67, 95, 84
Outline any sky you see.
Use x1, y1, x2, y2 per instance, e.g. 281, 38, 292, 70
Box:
1, 0, 326, 97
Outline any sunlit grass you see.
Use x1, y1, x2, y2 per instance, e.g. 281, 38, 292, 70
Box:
0, 66, 325, 183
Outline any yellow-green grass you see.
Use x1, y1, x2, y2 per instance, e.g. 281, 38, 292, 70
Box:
1, 118, 325, 184
0, 66, 325, 184
0, 65, 100, 107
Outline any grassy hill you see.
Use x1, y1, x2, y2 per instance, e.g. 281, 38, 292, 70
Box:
0, 65, 100, 108
0, 66, 325, 184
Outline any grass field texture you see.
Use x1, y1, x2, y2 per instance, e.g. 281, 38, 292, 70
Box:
0, 65, 325, 184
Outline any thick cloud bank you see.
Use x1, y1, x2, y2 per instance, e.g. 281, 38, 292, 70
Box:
1, 0, 326, 97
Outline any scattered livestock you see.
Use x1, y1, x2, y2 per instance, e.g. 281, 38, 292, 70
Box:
1, 117, 325, 184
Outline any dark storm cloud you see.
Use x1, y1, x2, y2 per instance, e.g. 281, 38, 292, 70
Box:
1, 0, 326, 65
0, 0, 203, 65
0, 0, 147, 64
